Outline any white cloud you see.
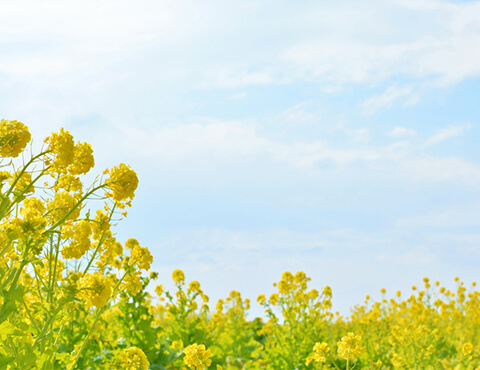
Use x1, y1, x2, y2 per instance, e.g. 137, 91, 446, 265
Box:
213, 69, 274, 89
84, 119, 480, 186
282, 1, 480, 91
395, 203, 480, 229
0, 1, 194, 78
2, 0, 480, 92
228, 92, 248, 100
388, 127, 417, 138
423, 123, 472, 147
363, 85, 413, 115
397, 155, 480, 183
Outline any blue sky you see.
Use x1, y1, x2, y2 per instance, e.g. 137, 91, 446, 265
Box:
2, 0, 480, 316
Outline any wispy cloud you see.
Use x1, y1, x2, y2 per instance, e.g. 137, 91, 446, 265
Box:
86, 119, 480, 186
388, 127, 417, 138
363, 85, 414, 115
423, 123, 472, 147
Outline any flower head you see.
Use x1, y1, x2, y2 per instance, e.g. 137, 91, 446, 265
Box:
306, 342, 330, 365
337, 332, 365, 359
0, 119, 31, 157
463, 342, 473, 356
183, 343, 212, 370
106, 163, 139, 202
78, 272, 112, 308
172, 269, 185, 284
44, 128, 75, 170
69, 142, 94, 175
113, 347, 149, 370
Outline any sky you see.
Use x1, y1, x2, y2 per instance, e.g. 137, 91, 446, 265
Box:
1, 0, 480, 316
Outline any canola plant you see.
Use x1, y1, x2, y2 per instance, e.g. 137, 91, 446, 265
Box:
0, 119, 478, 369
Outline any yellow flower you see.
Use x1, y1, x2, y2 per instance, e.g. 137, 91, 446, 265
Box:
337, 332, 365, 359
44, 128, 75, 170
78, 272, 112, 308
47, 191, 80, 223
114, 347, 149, 370
463, 342, 473, 356
106, 163, 139, 202
0, 119, 31, 157
257, 294, 266, 305
69, 142, 94, 175
183, 343, 212, 370
170, 340, 183, 351
155, 284, 164, 296
11, 171, 34, 196
61, 220, 92, 259
269, 293, 279, 305
129, 244, 153, 271
307, 342, 330, 364
0, 171, 11, 187
172, 269, 185, 284
189, 280, 201, 293
20, 197, 47, 236
122, 272, 143, 295
92, 209, 111, 240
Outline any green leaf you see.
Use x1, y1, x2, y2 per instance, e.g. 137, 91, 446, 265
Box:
0, 320, 26, 339
0, 353, 14, 367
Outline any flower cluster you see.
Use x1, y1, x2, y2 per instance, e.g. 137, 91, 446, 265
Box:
306, 342, 330, 365
183, 343, 212, 370
0, 119, 31, 157
78, 272, 112, 308
106, 163, 139, 202
113, 347, 149, 370
337, 332, 365, 360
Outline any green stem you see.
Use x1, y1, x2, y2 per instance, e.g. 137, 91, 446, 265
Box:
4, 150, 50, 199
3, 241, 30, 292
46, 183, 107, 234
70, 266, 132, 369
82, 204, 116, 276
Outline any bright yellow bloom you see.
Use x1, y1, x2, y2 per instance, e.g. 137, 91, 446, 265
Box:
155, 284, 164, 296
114, 347, 149, 370
20, 197, 47, 235
0, 171, 10, 187
69, 142, 94, 175
47, 191, 80, 222
78, 272, 112, 308
463, 342, 473, 356
183, 343, 212, 370
125, 238, 139, 249
122, 272, 143, 295
44, 128, 75, 170
257, 294, 266, 305
0, 119, 31, 157
11, 171, 34, 196
306, 341, 330, 365
61, 220, 92, 259
172, 269, 185, 284
130, 244, 153, 271
54, 174, 83, 192
337, 332, 365, 359
189, 280, 201, 292
106, 163, 139, 202
92, 209, 111, 240
269, 293, 279, 305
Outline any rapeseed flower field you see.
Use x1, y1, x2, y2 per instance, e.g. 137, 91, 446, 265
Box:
0, 120, 479, 369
